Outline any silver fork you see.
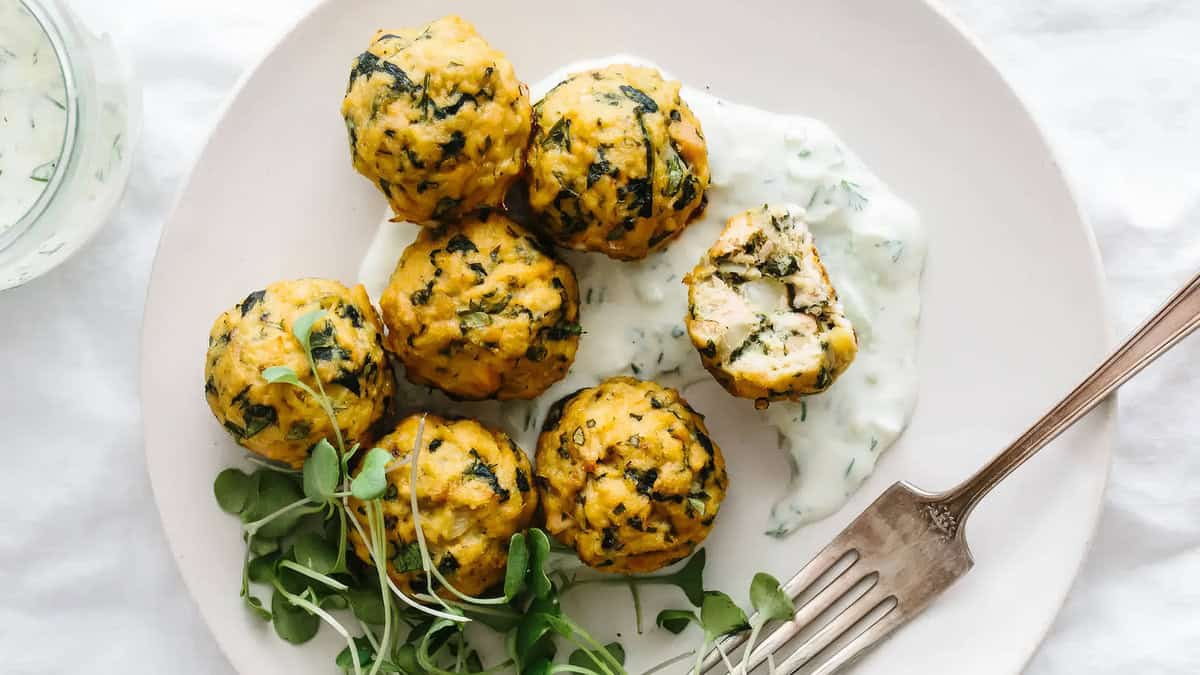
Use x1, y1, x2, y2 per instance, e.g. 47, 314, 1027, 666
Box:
702, 269, 1200, 674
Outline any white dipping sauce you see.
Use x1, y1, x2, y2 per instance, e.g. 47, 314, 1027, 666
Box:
359, 56, 926, 536
0, 0, 67, 231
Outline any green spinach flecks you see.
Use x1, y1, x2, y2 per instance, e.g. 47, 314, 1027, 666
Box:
239, 290, 266, 317
309, 322, 350, 362
586, 147, 615, 188
664, 149, 686, 196
437, 552, 460, 575
458, 310, 492, 331
619, 85, 658, 113
286, 421, 311, 441
439, 131, 466, 163
762, 254, 800, 277
541, 117, 571, 151
470, 292, 511, 314
410, 280, 435, 306
241, 404, 277, 438
465, 450, 510, 502
392, 542, 424, 573
337, 302, 365, 328
331, 368, 361, 396
545, 322, 583, 340
625, 467, 659, 495
445, 233, 477, 254
432, 197, 461, 221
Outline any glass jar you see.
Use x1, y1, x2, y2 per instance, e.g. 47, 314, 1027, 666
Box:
0, 0, 140, 290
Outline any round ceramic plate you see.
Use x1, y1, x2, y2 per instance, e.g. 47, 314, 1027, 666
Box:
141, 0, 1113, 673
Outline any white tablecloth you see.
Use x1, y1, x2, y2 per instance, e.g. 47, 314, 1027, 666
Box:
2, 0, 1198, 672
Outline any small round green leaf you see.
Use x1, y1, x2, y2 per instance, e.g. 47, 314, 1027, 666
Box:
750, 572, 794, 622
700, 591, 749, 638
270, 589, 320, 644
302, 439, 340, 502
292, 532, 339, 574
503, 532, 529, 600
248, 552, 281, 584
345, 586, 386, 625
655, 609, 698, 635
527, 528, 553, 599
262, 365, 301, 385
213, 468, 252, 514
335, 636, 375, 671
350, 447, 393, 500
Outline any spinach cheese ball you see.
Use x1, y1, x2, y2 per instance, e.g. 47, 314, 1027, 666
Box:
348, 413, 537, 597
535, 376, 728, 573
341, 15, 532, 225
204, 279, 395, 468
379, 212, 581, 400
527, 64, 710, 260
684, 204, 858, 408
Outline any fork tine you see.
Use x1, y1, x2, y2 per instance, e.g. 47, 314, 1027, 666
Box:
803, 600, 906, 675
737, 569, 878, 674
702, 545, 860, 672
771, 587, 896, 674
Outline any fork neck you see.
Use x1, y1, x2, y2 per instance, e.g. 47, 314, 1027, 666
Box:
936, 269, 1200, 526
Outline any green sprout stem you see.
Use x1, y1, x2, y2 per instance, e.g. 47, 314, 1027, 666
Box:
628, 580, 644, 634
737, 622, 765, 675
242, 496, 318, 536
278, 560, 348, 591
365, 501, 393, 675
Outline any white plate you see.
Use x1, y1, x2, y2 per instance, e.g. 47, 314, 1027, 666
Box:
141, 0, 1113, 673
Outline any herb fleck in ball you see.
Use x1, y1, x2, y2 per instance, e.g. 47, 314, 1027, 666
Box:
535, 376, 728, 574
527, 64, 709, 260
684, 204, 857, 407
379, 211, 581, 400
348, 414, 537, 597
204, 279, 394, 468
341, 15, 532, 225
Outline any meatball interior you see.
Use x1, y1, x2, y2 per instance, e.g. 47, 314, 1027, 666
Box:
379, 212, 581, 400
527, 64, 709, 260
349, 414, 537, 597
204, 279, 394, 468
342, 15, 531, 225
535, 376, 727, 574
685, 204, 857, 406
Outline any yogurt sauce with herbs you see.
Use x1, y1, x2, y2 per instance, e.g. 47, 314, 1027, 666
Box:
0, 0, 67, 231
359, 56, 926, 536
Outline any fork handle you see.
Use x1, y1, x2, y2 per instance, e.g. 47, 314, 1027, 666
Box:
939, 269, 1200, 524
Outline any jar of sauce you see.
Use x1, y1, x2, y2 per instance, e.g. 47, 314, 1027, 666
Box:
0, 0, 139, 290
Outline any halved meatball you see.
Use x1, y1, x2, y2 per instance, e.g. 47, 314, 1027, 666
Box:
535, 376, 727, 574
684, 204, 857, 407
379, 211, 581, 400
526, 64, 709, 260
204, 279, 394, 468
341, 15, 531, 225
349, 413, 537, 597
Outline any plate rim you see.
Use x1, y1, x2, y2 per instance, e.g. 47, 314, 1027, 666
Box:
139, 0, 1116, 671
